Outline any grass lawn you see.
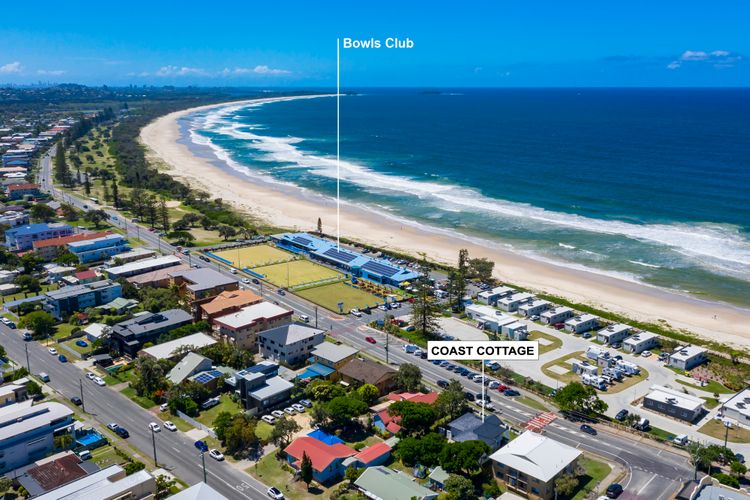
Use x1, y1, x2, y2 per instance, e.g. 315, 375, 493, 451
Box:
0, 283, 58, 304
195, 394, 243, 427
255, 421, 274, 442
647, 426, 676, 442
528, 330, 563, 355
700, 418, 750, 443
257, 259, 343, 289
296, 281, 381, 313
167, 415, 194, 432
248, 454, 321, 500
91, 445, 127, 469
569, 457, 611, 500
121, 386, 157, 410
62, 338, 93, 356
702, 397, 720, 410
676, 378, 733, 394
517, 395, 550, 412
53, 323, 80, 340
214, 244, 295, 269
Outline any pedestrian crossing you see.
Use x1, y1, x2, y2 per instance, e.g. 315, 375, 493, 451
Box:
525, 411, 557, 432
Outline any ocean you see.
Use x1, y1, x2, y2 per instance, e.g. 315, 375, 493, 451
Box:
185, 88, 750, 307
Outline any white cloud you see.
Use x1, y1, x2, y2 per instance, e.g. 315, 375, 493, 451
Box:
711, 50, 730, 57
666, 61, 681, 70
154, 65, 207, 77
680, 50, 708, 61
668, 50, 742, 70
249, 65, 291, 75
37, 69, 66, 76
0, 61, 22, 74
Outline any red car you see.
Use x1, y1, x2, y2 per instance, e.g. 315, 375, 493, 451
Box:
496, 384, 510, 392
365, 336, 377, 344
552, 323, 565, 330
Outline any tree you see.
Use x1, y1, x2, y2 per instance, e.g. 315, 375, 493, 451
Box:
54, 144, 72, 186
440, 440, 491, 476
309, 402, 333, 429
317, 217, 323, 235
434, 379, 467, 420
306, 380, 346, 402
731, 460, 747, 478
300, 452, 313, 490
84, 169, 91, 195
388, 401, 435, 436
345, 466, 363, 483
356, 383, 380, 404
554, 472, 579, 497
21, 252, 42, 274
395, 433, 446, 466
554, 382, 608, 414
155, 474, 177, 500
61, 203, 79, 221
167, 230, 195, 246
54, 251, 80, 266
395, 363, 423, 392
111, 179, 120, 208
411, 254, 441, 338
140, 287, 180, 312
468, 257, 495, 282
213, 411, 234, 442
688, 442, 718, 479
0, 344, 5, 359
327, 396, 369, 426
271, 416, 301, 448
131, 356, 168, 397
15, 274, 41, 293
449, 248, 469, 311
20, 311, 55, 339
159, 198, 170, 232
218, 225, 237, 240
444, 474, 475, 500
30, 203, 57, 222
83, 209, 108, 228
222, 413, 259, 457
0, 476, 12, 495
26, 379, 43, 397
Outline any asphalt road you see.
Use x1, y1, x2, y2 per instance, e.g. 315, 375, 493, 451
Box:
34, 146, 694, 498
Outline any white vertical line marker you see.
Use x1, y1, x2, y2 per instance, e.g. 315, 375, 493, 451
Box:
336, 38, 341, 250
482, 362, 485, 422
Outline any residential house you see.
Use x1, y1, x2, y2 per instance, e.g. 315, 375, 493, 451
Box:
518, 299, 551, 318
67, 234, 130, 264
212, 301, 293, 351
138, 332, 216, 361
186, 368, 227, 394
5, 223, 73, 251
0, 269, 18, 284
564, 314, 599, 334
540, 306, 574, 325
428, 466, 450, 491
445, 412, 509, 450
0, 382, 28, 407
374, 391, 440, 435
108, 247, 156, 264
125, 263, 190, 288
720, 388, 750, 427
105, 255, 183, 279
33, 465, 156, 500
354, 466, 438, 500
669, 345, 708, 371
44, 265, 75, 283
168, 268, 239, 313
285, 436, 356, 483
167, 352, 213, 385
42, 280, 122, 320
342, 442, 392, 470
643, 385, 705, 423
13, 452, 100, 498
233, 362, 294, 414
477, 286, 515, 306
257, 323, 325, 365
339, 358, 397, 394
32, 231, 110, 261
169, 482, 228, 500
96, 297, 138, 314
200, 289, 262, 322
5, 183, 41, 200
109, 309, 193, 357
309, 342, 359, 371
596, 323, 631, 345
502, 321, 529, 340
622, 331, 660, 354
0, 210, 28, 228
489, 431, 582, 500
83, 323, 110, 342
0, 401, 75, 473
497, 292, 535, 312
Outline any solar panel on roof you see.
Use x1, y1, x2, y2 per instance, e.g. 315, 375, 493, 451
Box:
323, 248, 357, 263
362, 260, 399, 277
293, 236, 312, 246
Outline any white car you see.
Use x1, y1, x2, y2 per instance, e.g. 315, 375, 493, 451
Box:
86, 372, 96, 380
299, 399, 313, 408
261, 415, 276, 424
107, 423, 119, 431
94, 377, 105, 386
641, 350, 653, 358
378, 305, 387, 311
209, 449, 224, 461
148, 422, 161, 433
350, 309, 362, 317
267, 487, 284, 499
291, 403, 305, 413
48, 347, 58, 355
271, 410, 285, 418
488, 381, 500, 390
159, 403, 169, 412
473, 375, 484, 383
164, 421, 177, 432
283, 407, 296, 415
242, 278, 250, 284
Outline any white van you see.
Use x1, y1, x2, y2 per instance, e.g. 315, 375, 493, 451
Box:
673, 434, 689, 446
299, 315, 310, 323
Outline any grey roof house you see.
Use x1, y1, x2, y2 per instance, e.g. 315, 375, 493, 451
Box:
445, 413, 509, 450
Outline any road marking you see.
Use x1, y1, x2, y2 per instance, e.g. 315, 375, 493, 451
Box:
637, 474, 657, 496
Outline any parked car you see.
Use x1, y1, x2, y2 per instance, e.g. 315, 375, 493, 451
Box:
464, 391, 475, 402
86, 372, 96, 380
160, 403, 169, 412
475, 392, 490, 402
350, 309, 362, 317
736, 453, 745, 464
267, 486, 285, 499
107, 423, 119, 431
148, 422, 161, 432
488, 381, 500, 390
39, 372, 50, 382
48, 347, 58, 355
641, 350, 652, 357
71, 396, 82, 406
209, 449, 225, 461
22, 331, 32, 341
277, 289, 285, 296
261, 415, 276, 424
116, 427, 130, 438
496, 384, 510, 392
437, 380, 449, 388
292, 403, 305, 413
580, 424, 597, 435
615, 409, 629, 422
58, 354, 67, 363
503, 389, 520, 396
365, 336, 376, 344
241, 278, 250, 284
284, 407, 296, 415
75, 339, 88, 347
201, 397, 220, 410
271, 410, 285, 418
93, 376, 105, 386
164, 421, 177, 432
582, 332, 592, 339
606, 483, 623, 498
252, 278, 260, 284
299, 399, 313, 408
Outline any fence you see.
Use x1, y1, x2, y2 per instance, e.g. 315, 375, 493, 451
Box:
204, 251, 233, 266
176, 410, 217, 438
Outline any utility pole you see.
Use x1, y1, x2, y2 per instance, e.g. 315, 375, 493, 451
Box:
385, 326, 389, 364
25, 343, 30, 372
315, 306, 318, 329
151, 427, 158, 466
79, 379, 85, 413
201, 451, 207, 483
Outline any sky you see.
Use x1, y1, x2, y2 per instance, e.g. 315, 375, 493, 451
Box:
1, 0, 748, 87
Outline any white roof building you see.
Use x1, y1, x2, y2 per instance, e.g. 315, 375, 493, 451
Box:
105, 255, 182, 278
213, 302, 291, 329
139, 332, 217, 360
721, 388, 750, 426
489, 431, 581, 483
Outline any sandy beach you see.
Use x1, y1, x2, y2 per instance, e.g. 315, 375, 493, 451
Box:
141, 96, 750, 348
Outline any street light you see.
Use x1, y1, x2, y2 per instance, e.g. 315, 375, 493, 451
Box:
195, 440, 209, 483
724, 418, 734, 449
151, 426, 159, 466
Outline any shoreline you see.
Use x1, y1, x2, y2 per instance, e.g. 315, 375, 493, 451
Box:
140, 96, 750, 348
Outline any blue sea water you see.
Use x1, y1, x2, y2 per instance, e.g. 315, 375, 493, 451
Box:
187, 88, 750, 307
